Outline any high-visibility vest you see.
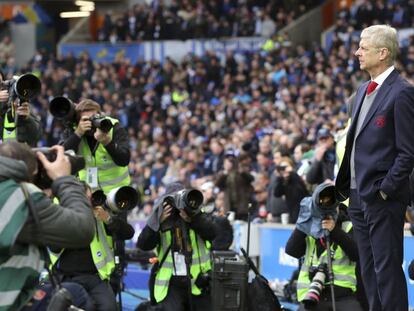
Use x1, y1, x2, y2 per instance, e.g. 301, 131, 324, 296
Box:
335, 120, 351, 207
2, 113, 17, 143
296, 221, 357, 302
154, 229, 212, 303
78, 117, 130, 194
49, 219, 115, 281
0, 180, 45, 311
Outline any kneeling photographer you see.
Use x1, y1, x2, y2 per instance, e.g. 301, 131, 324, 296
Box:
137, 182, 217, 311
285, 182, 364, 311
49, 184, 135, 311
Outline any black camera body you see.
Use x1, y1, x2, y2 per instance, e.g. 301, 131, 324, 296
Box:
1, 73, 41, 106
32, 148, 85, 189
89, 114, 113, 133
46, 287, 73, 311
302, 263, 327, 308
164, 189, 204, 218
161, 189, 204, 230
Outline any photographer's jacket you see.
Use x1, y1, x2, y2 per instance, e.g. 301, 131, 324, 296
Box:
0, 109, 42, 147
137, 212, 216, 303
62, 117, 130, 194
0, 156, 94, 310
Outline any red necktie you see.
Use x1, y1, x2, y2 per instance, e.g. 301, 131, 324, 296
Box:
366, 81, 378, 95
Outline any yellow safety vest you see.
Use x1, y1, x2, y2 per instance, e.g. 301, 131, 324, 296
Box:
154, 229, 212, 303
2, 112, 17, 142
49, 220, 115, 281
296, 221, 357, 302
78, 117, 130, 194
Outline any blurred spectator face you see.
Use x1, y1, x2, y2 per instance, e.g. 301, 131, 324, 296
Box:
272, 151, 282, 167
210, 139, 223, 155
223, 156, 236, 172
318, 135, 335, 149
294, 145, 303, 163
215, 191, 225, 215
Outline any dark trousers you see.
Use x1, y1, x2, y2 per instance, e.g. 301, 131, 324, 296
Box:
63, 274, 117, 311
298, 295, 364, 311
156, 277, 211, 311
349, 189, 408, 311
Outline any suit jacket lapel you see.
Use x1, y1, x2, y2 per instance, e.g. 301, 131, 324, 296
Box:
356, 70, 399, 137
347, 82, 368, 142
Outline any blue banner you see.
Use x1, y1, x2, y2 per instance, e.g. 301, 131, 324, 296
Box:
60, 43, 144, 64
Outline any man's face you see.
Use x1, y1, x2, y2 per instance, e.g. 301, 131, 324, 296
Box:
354, 37, 381, 72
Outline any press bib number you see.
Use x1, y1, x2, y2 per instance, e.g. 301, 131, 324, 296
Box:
173, 252, 187, 276
86, 167, 98, 188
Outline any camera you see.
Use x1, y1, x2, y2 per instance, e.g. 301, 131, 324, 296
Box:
302, 263, 327, 308
316, 185, 337, 218
32, 147, 85, 189
164, 188, 204, 218
49, 96, 76, 124
161, 189, 204, 230
91, 186, 139, 214
89, 114, 113, 133
46, 287, 73, 311
1, 73, 41, 106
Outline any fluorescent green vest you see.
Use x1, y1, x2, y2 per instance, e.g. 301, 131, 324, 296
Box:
78, 117, 130, 194
49, 220, 115, 281
0, 180, 45, 311
154, 229, 212, 303
296, 221, 357, 302
335, 120, 351, 207
2, 113, 17, 142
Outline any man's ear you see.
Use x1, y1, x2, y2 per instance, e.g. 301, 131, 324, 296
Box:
379, 48, 390, 62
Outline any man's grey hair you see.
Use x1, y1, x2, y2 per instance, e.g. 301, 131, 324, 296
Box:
361, 25, 398, 64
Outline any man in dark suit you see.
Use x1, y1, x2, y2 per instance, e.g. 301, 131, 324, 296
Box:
336, 25, 414, 311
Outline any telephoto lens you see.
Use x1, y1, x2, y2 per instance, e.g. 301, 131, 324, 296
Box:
302, 264, 327, 308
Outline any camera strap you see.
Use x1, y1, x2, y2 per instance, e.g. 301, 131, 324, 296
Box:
20, 182, 62, 290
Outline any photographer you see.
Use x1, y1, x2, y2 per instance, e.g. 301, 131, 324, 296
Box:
61, 99, 130, 194
49, 184, 135, 311
273, 157, 309, 223
0, 142, 95, 310
285, 183, 364, 311
137, 182, 217, 311
215, 150, 255, 221
0, 70, 42, 146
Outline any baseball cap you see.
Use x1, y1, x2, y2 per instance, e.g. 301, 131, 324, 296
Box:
224, 148, 238, 158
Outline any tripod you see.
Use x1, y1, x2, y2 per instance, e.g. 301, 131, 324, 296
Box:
323, 230, 336, 311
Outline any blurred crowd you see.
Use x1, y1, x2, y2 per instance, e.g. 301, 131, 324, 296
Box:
1, 1, 414, 226
97, 0, 323, 42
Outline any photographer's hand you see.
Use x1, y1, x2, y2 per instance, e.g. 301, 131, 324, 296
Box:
321, 216, 336, 232
93, 206, 112, 223
0, 90, 8, 103
94, 128, 112, 145
37, 145, 71, 180
14, 101, 30, 118
179, 210, 191, 223
75, 116, 92, 137
160, 202, 173, 224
